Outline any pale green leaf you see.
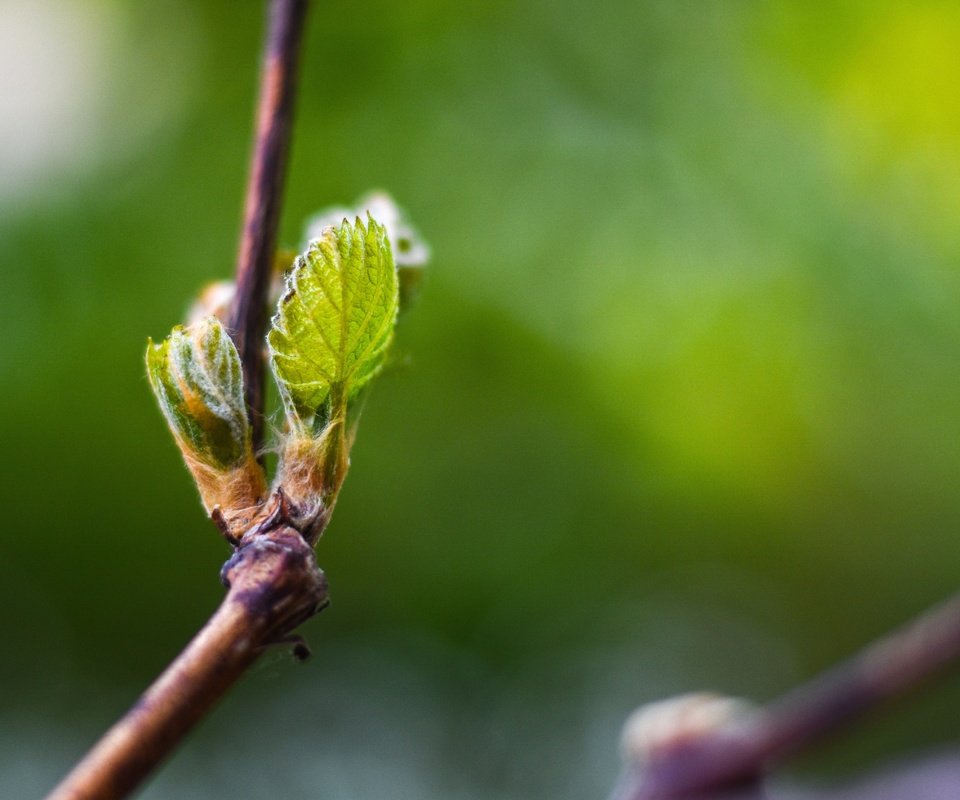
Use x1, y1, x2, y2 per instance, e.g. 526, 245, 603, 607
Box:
304, 192, 430, 313
268, 215, 399, 430
146, 316, 251, 470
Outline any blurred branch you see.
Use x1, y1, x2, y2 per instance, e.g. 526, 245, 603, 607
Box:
613, 751, 960, 800
45, 3, 314, 799
612, 592, 960, 799
230, 0, 308, 454
778, 751, 960, 799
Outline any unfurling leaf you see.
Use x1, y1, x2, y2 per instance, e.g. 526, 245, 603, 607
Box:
268, 214, 399, 434
268, 215, 399, 534
303, 191, 429, 312
147, 317, 265, 530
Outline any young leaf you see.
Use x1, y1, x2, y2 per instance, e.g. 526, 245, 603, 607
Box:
147, 317, 266, 529
268, 215, 399, 432
304, 192, 430, 312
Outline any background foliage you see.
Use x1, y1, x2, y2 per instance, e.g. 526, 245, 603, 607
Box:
3, 1, 960, 796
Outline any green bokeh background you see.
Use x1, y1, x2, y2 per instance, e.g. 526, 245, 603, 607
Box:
3, 1, 960, 796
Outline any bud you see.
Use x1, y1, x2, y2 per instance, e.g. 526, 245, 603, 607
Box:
620, 692, 757, 767
146, 316, 266, 533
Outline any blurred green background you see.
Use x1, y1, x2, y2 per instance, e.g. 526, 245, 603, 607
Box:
4, 0, 960, 796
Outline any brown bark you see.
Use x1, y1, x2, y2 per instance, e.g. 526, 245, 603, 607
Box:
229, 0, 308, 455
46, 522, 327, 800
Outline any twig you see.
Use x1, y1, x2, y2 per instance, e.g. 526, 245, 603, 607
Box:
45, 525, 327, 800
615, 591, 960, 799
230, 0, 308, 454
45, 3, 313, 798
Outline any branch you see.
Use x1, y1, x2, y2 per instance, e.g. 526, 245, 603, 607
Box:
45, 522, 327, 800
230, 0, 308, 454
613, 591, 960, 800
46, 3, 313, 798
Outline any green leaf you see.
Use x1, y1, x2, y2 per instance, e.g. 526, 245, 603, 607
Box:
268, 215, 399, 431
146, 316, 251, 470
304, 192, 430, 313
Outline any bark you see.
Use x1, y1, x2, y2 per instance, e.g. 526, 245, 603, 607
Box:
45, 2, 315, 798
46, 517, 327, 800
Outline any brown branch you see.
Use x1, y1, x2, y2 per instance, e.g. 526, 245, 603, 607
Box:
613, 591, 960, 800
45, 518, 327, 800
45, 3, 314, 799
230, 0, 308, 454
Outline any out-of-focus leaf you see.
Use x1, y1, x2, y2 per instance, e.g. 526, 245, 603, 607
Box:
186, 281, 235, 327
303, 192, 429, 312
